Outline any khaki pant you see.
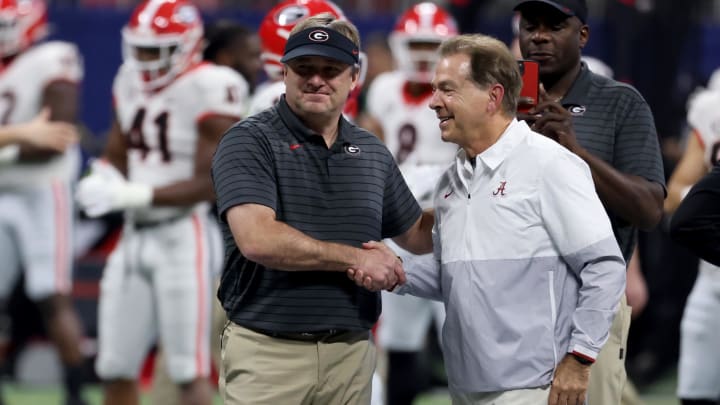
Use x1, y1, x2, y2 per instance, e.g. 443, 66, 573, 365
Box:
220, 322, 375, 405
587, 295, 633, 405
451, 386, 550, 405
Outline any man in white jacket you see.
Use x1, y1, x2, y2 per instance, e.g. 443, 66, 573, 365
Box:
348, 33, 626, 405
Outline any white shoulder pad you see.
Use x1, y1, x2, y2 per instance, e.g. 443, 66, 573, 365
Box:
191, 64, 250, 120
22, 41, 83, 85
365, 71, 402, 118
248, 81, 285, 116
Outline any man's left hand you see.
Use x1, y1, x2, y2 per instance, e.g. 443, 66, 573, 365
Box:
548, 354, 591, 405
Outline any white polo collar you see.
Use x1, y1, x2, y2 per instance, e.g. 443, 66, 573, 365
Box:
458, 118, 529, 172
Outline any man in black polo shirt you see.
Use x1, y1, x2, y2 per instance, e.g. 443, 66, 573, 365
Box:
514, 0, 666, 404
671, 163, 720, 267
211, 13, 433, 405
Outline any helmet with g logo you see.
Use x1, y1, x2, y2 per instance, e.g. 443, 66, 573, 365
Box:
258, 0, 345, 81
122, 0, 203, 91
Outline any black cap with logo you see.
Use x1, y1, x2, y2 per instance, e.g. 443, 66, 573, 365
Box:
513, 0, 588, 23
281, 27, 360, 66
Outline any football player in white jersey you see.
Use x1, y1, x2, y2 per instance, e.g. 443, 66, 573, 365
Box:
0, 0, 88, 404
74, 1, 248, 404
361, 3, 457, 404
665, 71, 720, 405
150, 19, 262, 405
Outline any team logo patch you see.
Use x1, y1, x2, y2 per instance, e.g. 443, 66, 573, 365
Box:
492, 181, 507, 196
568, 105, 586, 116
344, 144, 360, 154
309, 30, 329, 42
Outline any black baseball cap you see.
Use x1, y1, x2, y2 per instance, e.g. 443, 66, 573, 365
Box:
281, 27, 360, 66
513, 0, 588, 23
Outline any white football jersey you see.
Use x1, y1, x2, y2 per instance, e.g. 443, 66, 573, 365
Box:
113, 62, 248, 222
687, 88, 720, 166
247, 80, 284, 116
0, 41, 83, 188
366, 71, 457, 206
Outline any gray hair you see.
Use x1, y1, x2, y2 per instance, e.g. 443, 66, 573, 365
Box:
439, 34, 522, 115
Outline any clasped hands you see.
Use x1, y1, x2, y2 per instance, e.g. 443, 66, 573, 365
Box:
347, 241, 405, 292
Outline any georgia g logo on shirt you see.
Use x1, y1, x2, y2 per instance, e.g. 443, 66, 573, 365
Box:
343, 143, 360, 154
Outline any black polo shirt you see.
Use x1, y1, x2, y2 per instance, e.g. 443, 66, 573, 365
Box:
211, 96, 422, 333
562, 63, 666, 262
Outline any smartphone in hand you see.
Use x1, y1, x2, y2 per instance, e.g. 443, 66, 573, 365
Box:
517, 60, 539, 114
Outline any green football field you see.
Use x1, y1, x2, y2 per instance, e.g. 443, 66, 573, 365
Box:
2, 369, 680, 405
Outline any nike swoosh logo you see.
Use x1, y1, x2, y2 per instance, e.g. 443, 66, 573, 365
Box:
444, 190, 454, 199
289, 144, 302, 151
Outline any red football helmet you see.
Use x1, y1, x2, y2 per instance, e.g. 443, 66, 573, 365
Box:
389, 2, 458, 83
0, 0, 47, 58
122, 0, 203, 91
258, 0, 345, 81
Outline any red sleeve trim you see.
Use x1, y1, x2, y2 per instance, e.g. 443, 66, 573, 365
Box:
693, 128, 705, 149
571, 351, 595, 364
196, 112, 241, 125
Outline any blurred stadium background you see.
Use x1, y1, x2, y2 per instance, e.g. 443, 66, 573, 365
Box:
4, 0, 720, 403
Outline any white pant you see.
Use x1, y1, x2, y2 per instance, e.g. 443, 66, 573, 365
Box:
95, 211, 214, 383
451, 386, 550, 405
0, 182, 73, 300
677, 261, 720, 399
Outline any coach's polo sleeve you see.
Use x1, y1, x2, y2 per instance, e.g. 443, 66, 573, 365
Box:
395, 225, 443, 301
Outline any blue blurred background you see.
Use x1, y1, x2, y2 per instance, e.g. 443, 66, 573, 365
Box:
45, 1, 720, 138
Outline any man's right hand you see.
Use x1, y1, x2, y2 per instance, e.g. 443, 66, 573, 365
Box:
517, 96, 541, 125
347, 240, 406, 291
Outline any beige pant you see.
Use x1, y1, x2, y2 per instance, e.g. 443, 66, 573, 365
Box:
587, 295, 633, 405
220, 322, 375, 405
451, 386, 550, 405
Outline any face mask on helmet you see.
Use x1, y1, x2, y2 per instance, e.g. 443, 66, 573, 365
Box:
122, 0, 203, 91
389, 2, 457, 84
0, 0, 47, 59
258, 0, 345, 82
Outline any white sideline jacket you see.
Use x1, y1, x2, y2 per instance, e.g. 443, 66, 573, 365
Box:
395, 119, 626, 393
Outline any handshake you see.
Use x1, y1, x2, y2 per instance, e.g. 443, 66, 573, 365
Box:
347, 241, 406, 292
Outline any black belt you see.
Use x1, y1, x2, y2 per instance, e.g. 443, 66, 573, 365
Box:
252, 327, 347, 342
132, 215, 186, 230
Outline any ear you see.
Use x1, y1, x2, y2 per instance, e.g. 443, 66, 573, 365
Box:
579, 23, 589, 49
488, 84, 505, 114
349, 66, 360, 91
282, 64, 289, 80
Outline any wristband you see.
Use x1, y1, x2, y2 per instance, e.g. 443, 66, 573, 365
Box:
570, 351, 594, 365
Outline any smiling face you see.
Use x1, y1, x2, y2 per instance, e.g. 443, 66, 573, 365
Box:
283, 55, 359, 119
517, 3, 587, 78
428, 53, 491, 148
